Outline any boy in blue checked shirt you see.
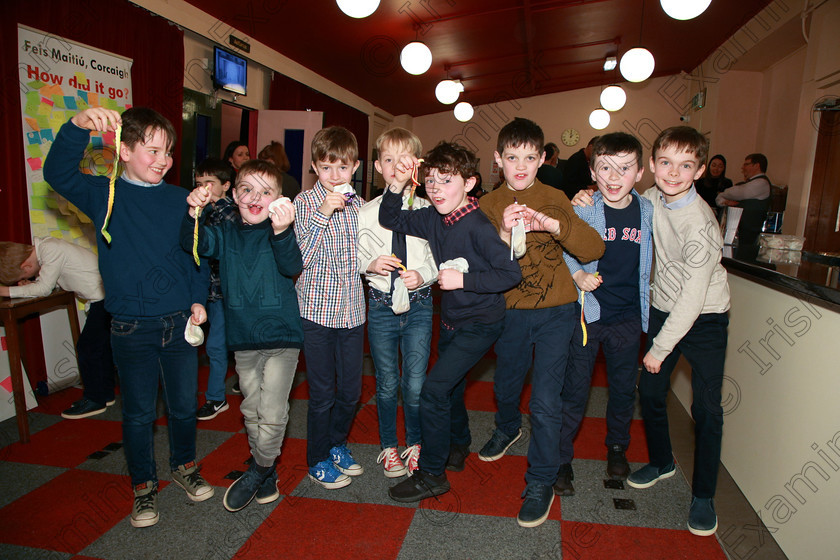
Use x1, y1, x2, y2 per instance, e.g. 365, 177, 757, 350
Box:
193, 158, 240, 421
294, 126, 366, 489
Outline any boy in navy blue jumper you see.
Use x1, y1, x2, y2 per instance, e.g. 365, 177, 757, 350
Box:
557, 132, 653, 496
183, 159, 303, 513
44, 107, 212, 529
382, 142, 522, 502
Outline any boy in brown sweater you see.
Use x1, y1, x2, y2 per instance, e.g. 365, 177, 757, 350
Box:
479, 118, 604, 527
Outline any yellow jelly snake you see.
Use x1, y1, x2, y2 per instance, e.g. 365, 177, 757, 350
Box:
100, 126, 122, 244
407, 158, 424, 207
580, 272, 599, 346
192, 186, 210, 266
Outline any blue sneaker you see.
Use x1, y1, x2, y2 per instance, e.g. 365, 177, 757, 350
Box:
309, 459, 351, 489
330, 445, 364, 476
517, 483, 555, 528
478, 428, 523, 462
627, 462, 676, 489
688, 497, 718, 536
223, 463, 264, 512
256, 468, 279, 504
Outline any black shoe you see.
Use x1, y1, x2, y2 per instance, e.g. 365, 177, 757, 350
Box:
256, 468, 279, 504
478, 428, 522, 462
231, 381, 241, 394
388, 471, 450, 503
197, 399, 229, 420
606, 444, 630, 480
446, 444, 470, 472
517, 483, 555, 528
553, 463, 575, 496
61, 398, 107, 419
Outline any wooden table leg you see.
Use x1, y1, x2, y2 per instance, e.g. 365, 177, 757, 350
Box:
1, 311, 29, 444
66, 298, 81, 348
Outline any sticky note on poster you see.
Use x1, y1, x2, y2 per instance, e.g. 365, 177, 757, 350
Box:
27, 144, 42, 159
26, 131, 41, 144
25, 117, 40, 131
40, 129, 54, 142
32, 181, 50, 196
27, 158, 43, 171
64, 96, 77, 110
31, 211, 46, 224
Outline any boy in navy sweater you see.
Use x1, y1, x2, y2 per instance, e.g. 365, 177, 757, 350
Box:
183, 159, 303, 513
381, 142, 522, 502
44, 107, 212, 528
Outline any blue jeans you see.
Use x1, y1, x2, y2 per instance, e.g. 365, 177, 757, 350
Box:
493, 305, 576, 485
367, 296, 433, 448
560, 311, 642, 464
640, 307, 728, 498
110, 311, 198, 486
302, 319, 364, 467
419, 320, 504, 476
204, 299, 229, 402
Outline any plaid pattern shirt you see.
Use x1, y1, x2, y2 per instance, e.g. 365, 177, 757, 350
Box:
294, 181, 365, 328
205, 196, 240, 302
443, 197, 480, 226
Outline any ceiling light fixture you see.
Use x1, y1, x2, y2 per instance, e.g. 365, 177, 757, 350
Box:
336, 0, 380, 18
589, 108, 610, 130
400, 41, 433, 75
600, 85, 627, 111
603, 57, 617, 71
435, 79, 464, 105
619, 0, 655, 83
454, 101, 474, 122
660, 0, 712, 20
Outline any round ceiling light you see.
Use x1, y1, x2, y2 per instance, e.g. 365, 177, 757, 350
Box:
336, 0, 380, 18
435, 80, 464, 105
600, 85, 627, 112
400, 41, 433, 75
589, 108, 610, 130
619, 47, 655, 83
660, 0, 712, 20
454, 102, 474, 122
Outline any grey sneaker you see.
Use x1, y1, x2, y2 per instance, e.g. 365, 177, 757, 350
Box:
478, 428, 523, 462
131, 481, 159, 528
171, 461, 214, 502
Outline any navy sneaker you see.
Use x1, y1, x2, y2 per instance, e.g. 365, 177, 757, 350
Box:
688, 497, 718, 536
224, 463, 265, 512
517, 483, 555, 528
309, 459, 351, 489
606, 444, 630, 480
256, 468, 279, 504
61, 398, 107, 419
627, 462, 676, 489
446, 444, 470, 472
553, 463, 575, 496
330, 444, 364, 476
388, 471, 450, 503
478, 428, 523, 462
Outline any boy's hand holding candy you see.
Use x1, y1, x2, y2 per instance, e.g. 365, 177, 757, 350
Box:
186, 186, 212, 217
268, 197, 295, 234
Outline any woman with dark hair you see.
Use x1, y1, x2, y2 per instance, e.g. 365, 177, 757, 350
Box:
258, 141, 301, 199
696, 154, 733, 209
223, 141, 250, 171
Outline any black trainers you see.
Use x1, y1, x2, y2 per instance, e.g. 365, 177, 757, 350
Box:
627, 462, 676, 489
606, 444, 630, 480
131, 481, 159, 528
197, 399, 229, 420
388, 471, 450, 503
446, 444, 470, 472
517, 483, 555, 528
231, 381, 241, 394
171, 461, 215, 502
478, 428, 522, 462
61, 398, 107, 419
224, 463, 267, 512
256, 468, 279, 504
688, 497, 718, 536
553, 463, 575, 496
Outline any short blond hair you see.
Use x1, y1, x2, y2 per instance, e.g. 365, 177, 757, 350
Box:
0, 242, 34, 285
376, 127, 422, 158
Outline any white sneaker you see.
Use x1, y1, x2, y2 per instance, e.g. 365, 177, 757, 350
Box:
400, 444, 421, 474
377, 447, 407, 478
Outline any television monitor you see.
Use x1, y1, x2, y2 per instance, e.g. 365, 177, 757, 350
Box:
213, 47, 247, 96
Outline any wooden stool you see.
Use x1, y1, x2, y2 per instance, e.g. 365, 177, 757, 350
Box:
0, 290, 81, 443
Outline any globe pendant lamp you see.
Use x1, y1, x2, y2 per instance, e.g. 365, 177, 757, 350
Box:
454, 101, 474, 122
435, 79, 464, 105
620, 47, 655, 83
660, 0, 712, 20
336, 0, 380, 18
401, 41, 433, 75
600, 85, 627, 112
589, 108, 610, 130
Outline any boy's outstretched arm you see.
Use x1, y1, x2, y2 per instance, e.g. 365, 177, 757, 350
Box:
524, 196, 604, 263
378, 188, 432, 240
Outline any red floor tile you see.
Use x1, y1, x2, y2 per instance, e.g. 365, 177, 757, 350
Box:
199, 432, 309, 491
2, 418, 123, 468
192, 394, 245, 432
0, 470, 132, 554
31, 386, 84, 415
561, 521, 728, 559
570, 417, 649, 463
289, 379, 309, 400
238, 498, 414, 559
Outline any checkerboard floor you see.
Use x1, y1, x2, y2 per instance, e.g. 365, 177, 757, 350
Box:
0, 338, 753, 559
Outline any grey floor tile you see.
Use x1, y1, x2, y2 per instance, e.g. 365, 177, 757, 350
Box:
0, 543, 70, 560
0, 461, 67, 508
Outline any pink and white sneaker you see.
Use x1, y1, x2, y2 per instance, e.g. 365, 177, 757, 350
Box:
377, 447, 407, 478
401, 444, 421, 475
